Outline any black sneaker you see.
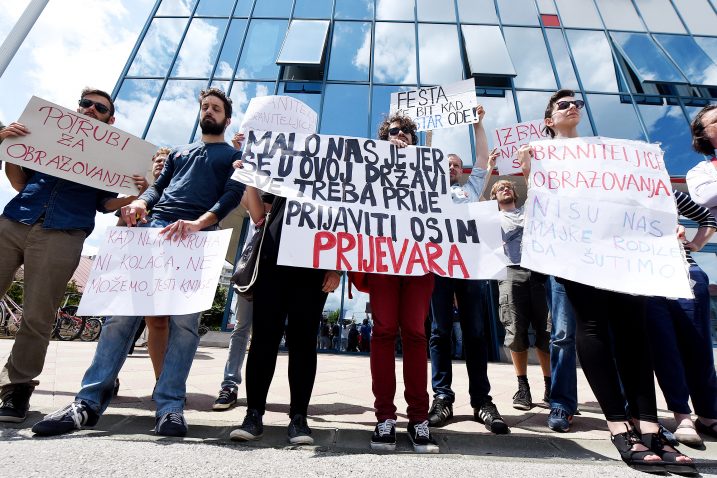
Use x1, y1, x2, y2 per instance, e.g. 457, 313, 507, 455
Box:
31, 401, 99, 436
428, 397, 453, 427
547, 407, 572, 433
212, 386, 238, 411
287, 414, 314, 445
0, 385, 32, 423
474, 401, 510, 434
230, 408, 264, 441
155, 411, 188, 437
512, 387, 533, 411
113, 378, 120, 398
408, 420, 440, 454
370, 419, 397, 451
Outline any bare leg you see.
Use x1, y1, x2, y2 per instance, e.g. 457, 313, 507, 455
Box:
510, 350, 528, 376
145, 316, 169, 379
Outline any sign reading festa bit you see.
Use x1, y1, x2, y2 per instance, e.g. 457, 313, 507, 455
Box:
0, 96, 155, 194
239, 95, 318, 135
493, 119, 549, 175
390, 79, 479, 132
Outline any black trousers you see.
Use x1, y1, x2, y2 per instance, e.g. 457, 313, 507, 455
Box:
560, 279, 657, 423
245, 263, 328, 418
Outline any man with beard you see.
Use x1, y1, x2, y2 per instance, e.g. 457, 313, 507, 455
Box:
32, 88, 245, 437
0, 88, 147, 423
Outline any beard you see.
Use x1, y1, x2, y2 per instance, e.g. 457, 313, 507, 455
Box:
200, 117, 226, 135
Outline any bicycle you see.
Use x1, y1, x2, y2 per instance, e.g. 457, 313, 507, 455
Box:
0, 294, 23, 337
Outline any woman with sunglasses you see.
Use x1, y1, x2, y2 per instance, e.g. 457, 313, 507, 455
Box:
518, 89, 695, 474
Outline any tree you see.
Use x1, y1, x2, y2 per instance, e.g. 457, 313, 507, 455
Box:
202, 286, 228, 329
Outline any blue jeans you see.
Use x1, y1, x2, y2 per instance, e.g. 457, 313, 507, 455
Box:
546, 276, 578, 415
452, 321, 463, 358
76, 218, 202, 417
430, 275, 491, 407
647, 265, 717, 418
221, 294, 253, 390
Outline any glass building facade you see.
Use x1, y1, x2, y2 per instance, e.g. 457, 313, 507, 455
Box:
112, 0, 717, 348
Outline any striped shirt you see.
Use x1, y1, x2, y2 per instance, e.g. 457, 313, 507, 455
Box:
675, 189, 717, 265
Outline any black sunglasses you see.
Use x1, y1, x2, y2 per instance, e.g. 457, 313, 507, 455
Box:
555, 99, 585, 111
388, 126, 413, 136
78, 98, 110, 115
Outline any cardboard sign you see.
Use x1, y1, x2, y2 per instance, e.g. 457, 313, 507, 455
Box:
520, 136, 692, 298
230, 129, 507, 279
0, 96, 155, 194
389, 79, 478, 131
493, 119, 549, 175
77, 228, 232, 316
239, 95, 317, 135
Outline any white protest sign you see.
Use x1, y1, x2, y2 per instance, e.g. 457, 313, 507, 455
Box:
0, 96, 155, 194
520, 136, 691, 298
230, 129, 507, 279
389, 79, 478, 131
493, 119, 548, 175
239, 95, 317, 135
77, 228, 232, 316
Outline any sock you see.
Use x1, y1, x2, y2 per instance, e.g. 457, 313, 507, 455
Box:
517, 375, 529, 389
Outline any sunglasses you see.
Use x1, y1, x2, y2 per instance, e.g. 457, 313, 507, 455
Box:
78, 98, 110, 115
388, 126, 413, 136
555, 100, 585, 111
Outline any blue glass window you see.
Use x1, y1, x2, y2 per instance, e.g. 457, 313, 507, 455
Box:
457, 0, 498, 23
195, 0, 234, 16
497, 0, 539, 26
146, 80, 207, 146
566, 30, 621, 92
228, 80, 274, 129
294, 0, 333, 19
328, 22, 371, 82
431, 126, 473, 167
585, 94, 646, 141
128, 18, 188, 77
335, 0, 374, 20
417, 0, 456, 22
478, 95, 518, 150
276, 20, 330, 65
279, 84, 322, 115
654, 35, 717, 87
545, 29, 580, 90
672, 0, 717, 36
236, 19, 288, 79
633, 0, 686, 34
638, 103, 698, 176
157, 0, 197, 16
595, 0, 645, 32
695, 37, 717, 65
418, 24, 462, 85
171, 18, 229, 77
462, 25, 517, 76
371, 85, 415, 138
376, 0, 415, 21
253, 0, 292, 18
610, 32, 687, 84
373, 23, 417, 85
555, 0, 602, 28
113, 79, 164, 138
321, 84, 370, 137
536, 0, 557, 15
232, 0, 254, 17
214, 19, 248, 79
503, 27, 556, 89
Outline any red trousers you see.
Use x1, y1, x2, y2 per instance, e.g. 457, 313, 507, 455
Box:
367, 273, 434, 423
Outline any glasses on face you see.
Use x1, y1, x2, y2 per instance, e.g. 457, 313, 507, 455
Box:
555, 99, 585, 111
496, 185, 513, 192
388, 126, 412, 136
78, 98, 110, 115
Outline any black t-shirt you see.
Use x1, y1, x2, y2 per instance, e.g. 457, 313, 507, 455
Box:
258, 192, 286, 264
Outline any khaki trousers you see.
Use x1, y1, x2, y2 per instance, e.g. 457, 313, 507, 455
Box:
0, 216, 85, 393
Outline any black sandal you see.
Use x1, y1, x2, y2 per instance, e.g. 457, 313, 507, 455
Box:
644, 432, 698, 476
610, 426, 665, 473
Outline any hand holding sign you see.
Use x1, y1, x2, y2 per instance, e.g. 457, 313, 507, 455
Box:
121, 200, 149, 226
0, 122, 30, 141
517, 144, 534, 177
160, 219, 203, 241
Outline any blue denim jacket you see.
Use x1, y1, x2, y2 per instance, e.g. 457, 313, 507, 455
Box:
3, 170, 117, 235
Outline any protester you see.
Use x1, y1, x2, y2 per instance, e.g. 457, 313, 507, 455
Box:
359, 318, 371, 353
31, 87, 245, 437
0, 88, 147, 423
428, 105, 509, 435
518, 90, 695, 473
340, 322, 349, 351
331, 321, 340, 350
358, 113, 439, 454
347, 323, 359, 352
319, 320, 331, 350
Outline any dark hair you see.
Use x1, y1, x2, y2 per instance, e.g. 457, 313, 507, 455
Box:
543, 89, 576, 138
690, 104, 717, 155
81, 87, 115, 117
199, 87, 232, 119
377, 113, 419, 145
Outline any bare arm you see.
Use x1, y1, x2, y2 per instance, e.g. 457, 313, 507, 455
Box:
5, 164, 28, 192
472, 105, 489, 170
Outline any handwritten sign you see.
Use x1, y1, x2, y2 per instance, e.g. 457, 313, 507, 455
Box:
239, 95, 317, 135
77, 227, 232, 316
390, 79, 478, 132
521, 136, 692, 298
493, 119, 548, 175
0, 96, 155, 194
230, 130, 507, 279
